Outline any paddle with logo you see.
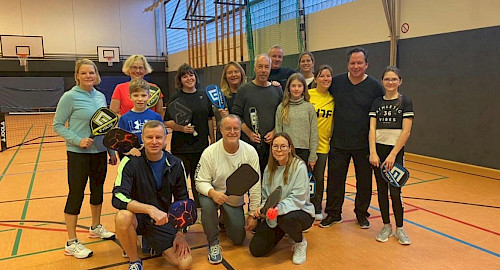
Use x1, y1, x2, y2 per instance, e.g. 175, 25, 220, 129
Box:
147, 85, 162, 109
89, 107, 118, 139
205, 84, 226, 110
225, 164, 260, 196
103, 128, 141, 153
380, 163, 410, 188
167, 98, 198, 136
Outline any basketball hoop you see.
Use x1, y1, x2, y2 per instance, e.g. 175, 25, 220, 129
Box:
17, 54, 29, 72
105, 56, 113, 67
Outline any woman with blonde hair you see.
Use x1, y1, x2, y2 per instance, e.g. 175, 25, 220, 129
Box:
214, 61, 246, 140
110, 54, 164, 117
53, 59, 117, 259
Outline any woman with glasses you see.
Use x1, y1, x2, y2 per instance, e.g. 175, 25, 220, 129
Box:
110, 55, 164, 117
369, 66, 414, 245
249, 133, 315, 265
275, 73, 318, 170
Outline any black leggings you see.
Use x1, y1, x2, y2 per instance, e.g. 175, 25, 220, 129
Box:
373, 144, 405, 227
65, 151, 107, 215
173, 152, 202, 207
249, 210, 314, 257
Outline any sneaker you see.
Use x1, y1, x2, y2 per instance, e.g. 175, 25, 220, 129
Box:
129, 259, 143, 270
208, 243, 223, 264
64, 240, 93, 259
315, 213, 323, 221
319, 215, 342, 228
291, 238, 307, 265
89, 224, 116, 240
395, 228, 411, 245
376, 224, 393, 242
302, 227, 310, 233
356, 215, 370, 229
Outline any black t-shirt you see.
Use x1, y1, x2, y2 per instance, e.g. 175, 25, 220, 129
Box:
369, 95, 414, 146
329, 73, 384, 150
165, 89, 214, 153
269, 67, 295, 89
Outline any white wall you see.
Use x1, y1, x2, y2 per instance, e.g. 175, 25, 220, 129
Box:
0, 0, 158, 56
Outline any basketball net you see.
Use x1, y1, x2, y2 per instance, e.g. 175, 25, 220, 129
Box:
17, 54, 29, 72
106, 56, 113, 67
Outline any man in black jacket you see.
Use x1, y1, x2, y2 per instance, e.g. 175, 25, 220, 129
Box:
112, 120, 192, 270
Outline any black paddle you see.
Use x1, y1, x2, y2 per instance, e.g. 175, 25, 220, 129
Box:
225, 164, 259, 196
261, 186, 282, 218
167, 98, 198, 136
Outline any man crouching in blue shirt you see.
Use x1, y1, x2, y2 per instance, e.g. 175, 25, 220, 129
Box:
112, 120, 192, 270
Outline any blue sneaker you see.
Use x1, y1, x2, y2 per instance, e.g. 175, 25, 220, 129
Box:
129, 259, 143, 270
208, 242, 223, 264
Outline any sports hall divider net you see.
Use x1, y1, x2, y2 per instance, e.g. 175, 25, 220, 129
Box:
245, 0, 303, 78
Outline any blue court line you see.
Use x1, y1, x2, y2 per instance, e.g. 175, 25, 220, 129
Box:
344, 197, 500, 258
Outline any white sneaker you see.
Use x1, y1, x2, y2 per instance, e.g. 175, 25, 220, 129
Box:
64, 241, 93, 259
395, 227, 411, 245
89, 224, 116, 239
315, 213, 323, 221
376, 224, 393, 242
291, 238, 307, 265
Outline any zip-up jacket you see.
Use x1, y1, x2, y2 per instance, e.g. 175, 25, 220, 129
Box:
112, 149, 188, 212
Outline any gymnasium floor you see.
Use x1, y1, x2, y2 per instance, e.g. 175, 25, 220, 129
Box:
0, 137, 499, 269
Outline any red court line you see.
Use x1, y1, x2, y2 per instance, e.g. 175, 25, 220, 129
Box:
0, 223, 87, 233
347, 182, 500, 236
403, 202, 500, 237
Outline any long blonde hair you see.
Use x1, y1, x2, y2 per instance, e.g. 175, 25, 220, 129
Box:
220, 61, 246, 98
267, 133, 304, 186
279, 73, 310, 126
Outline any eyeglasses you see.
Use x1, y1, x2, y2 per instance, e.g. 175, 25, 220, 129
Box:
223, 127, 241, 133
272, 144, 289, 151
383, 78, 400, 83
130, 66, 145, 71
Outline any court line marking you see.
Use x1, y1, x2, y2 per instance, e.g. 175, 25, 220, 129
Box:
11, 126, 46, 256
0, 126, 33, 183
0, 191, 113, 204
344, 197, 500, 257
406, 159, 499, 180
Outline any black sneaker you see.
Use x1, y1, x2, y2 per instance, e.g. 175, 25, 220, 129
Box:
356, 215, 370, 229
319, 215, 342, 228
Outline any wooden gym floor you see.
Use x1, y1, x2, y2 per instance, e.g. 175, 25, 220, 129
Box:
0, 136, 499, 269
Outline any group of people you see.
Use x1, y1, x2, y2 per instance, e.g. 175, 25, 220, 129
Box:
52, 44, 414, 270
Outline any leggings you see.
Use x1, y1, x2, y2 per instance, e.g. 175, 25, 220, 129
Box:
65, 151, 107, 215
373, 144, 405, 227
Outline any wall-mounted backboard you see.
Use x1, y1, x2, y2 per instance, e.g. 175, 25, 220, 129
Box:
0, 35, 44, 58
97, 46, 120, 66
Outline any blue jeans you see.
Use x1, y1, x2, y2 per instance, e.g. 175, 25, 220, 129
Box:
199, 195, 245, 245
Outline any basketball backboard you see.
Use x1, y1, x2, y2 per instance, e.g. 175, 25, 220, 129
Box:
0, 35, 44, 58
97, 46, 120, 67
